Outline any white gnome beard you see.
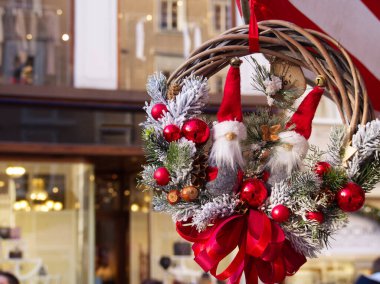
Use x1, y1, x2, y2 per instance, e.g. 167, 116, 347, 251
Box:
209, 121, 247, 170
266, 131, 309, 184
210, 137, 245, 170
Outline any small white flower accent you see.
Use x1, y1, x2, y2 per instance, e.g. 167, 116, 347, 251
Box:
264, 75, 282, 96
267, 96, 275, 106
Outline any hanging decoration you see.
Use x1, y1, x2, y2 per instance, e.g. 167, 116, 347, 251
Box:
139, 12, 380, 284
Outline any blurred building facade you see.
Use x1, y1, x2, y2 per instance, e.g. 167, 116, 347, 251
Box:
0, 1, 378, 284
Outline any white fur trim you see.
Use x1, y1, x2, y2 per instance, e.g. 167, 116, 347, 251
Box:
212, 121, 247, 141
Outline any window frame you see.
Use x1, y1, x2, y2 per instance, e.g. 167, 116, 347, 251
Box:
210, 0, 232, 34
157, 0, 186, 32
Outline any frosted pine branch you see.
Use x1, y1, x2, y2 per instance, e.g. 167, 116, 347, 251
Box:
348, 119, 380, 177
163, 76, 209, 127
192, 194, 241, 232
326, 126, 346, 166
153, 193, 201, 222
146, 72, 167, 103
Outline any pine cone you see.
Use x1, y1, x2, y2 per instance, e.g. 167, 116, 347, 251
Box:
191, 154, 208, 188
167, 83, 181, 100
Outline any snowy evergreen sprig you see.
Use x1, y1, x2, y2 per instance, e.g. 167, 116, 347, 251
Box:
163, 140, 196, 185
326, 126, 346, 166
192, 194, 241, 232
153, 192, 205, 222
146, 72, 167, 103
162, 76, 209, 127
348, 119, 380, 177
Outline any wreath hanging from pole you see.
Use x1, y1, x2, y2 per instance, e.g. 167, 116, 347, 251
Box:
139, 12, 380, 284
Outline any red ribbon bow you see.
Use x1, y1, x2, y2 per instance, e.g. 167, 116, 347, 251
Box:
235, 0, 260, 53
176, 210, 306, 284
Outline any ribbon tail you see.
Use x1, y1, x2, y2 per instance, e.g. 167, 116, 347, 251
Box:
244, 256, 258, 284
249, 0, 259, 53
236, 0, 242, 16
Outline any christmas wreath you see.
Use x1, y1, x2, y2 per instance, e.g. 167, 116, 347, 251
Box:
139, 20, 380, 284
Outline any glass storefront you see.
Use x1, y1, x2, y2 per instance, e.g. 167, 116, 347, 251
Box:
0, 0, 72, 87
0, 161, 94, 283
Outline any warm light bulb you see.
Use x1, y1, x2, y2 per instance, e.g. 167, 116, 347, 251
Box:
54, 202, 63, 211
26, 34, 33, 40
6, 166, 26, 177
46, 200, 55, 209
52, 187, 59, 193
177, 0, 183, 7
62, 34, 70, 41
131, 203, 140, 212
56, 9, 63, 15
146, 14, 153, 21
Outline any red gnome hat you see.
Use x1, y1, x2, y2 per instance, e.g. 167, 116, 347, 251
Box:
286, 86, 325, 139
217, 60, 243, 123
210, 58, 247, 170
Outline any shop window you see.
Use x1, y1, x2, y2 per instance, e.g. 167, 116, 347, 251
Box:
0, 1, 72, 87
159, 0, 186, 31
211, 0, 232, 32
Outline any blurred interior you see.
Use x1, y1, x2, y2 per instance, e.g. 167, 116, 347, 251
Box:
0, 0, 378, 284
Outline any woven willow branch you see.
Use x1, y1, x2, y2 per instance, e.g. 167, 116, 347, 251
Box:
168, 20, 375, 137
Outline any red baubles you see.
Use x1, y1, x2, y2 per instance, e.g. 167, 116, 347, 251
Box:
336, 182, 365, 212
154, 167, 171, 186
181, 118, 210, 145
240, 178, 268, 208
151, 103, 168, 120
163, 124, 181, 142
306, 211, 324, 224
314, 162, 331, 177
271, 204, 290, 223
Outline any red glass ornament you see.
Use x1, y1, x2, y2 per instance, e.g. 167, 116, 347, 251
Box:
314, 161, 331, 177
271, 204, 290, 223
163, 124, 181, 142
336, 182, 365, 212
305, 211, 324, 224
153, 167, 170, 186
151, 103, 168, 120
181, 118, 210, 144
240, 178, 268, 208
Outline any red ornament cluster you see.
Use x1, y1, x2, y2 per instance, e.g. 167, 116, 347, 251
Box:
163, 118, 210, 144
240, 178, 268, 208
336, 182, 365, 212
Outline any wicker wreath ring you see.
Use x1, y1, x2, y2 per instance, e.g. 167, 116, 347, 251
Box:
168, 20, 375, 135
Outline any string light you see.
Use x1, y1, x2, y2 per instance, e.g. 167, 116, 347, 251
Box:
56, 9, 63, 15
6, 166, 26, 177
146, 14, 153, 21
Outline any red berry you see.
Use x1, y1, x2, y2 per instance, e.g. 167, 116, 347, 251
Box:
163, 124, 181, 142
271, 204, 290, 223
240, 179, 268, 208
336, 182, 365, 212
306, 211, 324, 224
314, 162, 331, 177
151, 104, 168, 120
153, 167, 170, 186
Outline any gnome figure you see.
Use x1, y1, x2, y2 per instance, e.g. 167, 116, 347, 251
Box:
206, 58, 247, 197
266, 86, 325, 184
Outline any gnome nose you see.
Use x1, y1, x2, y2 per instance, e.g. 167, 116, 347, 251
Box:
225, 132, 237, 141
